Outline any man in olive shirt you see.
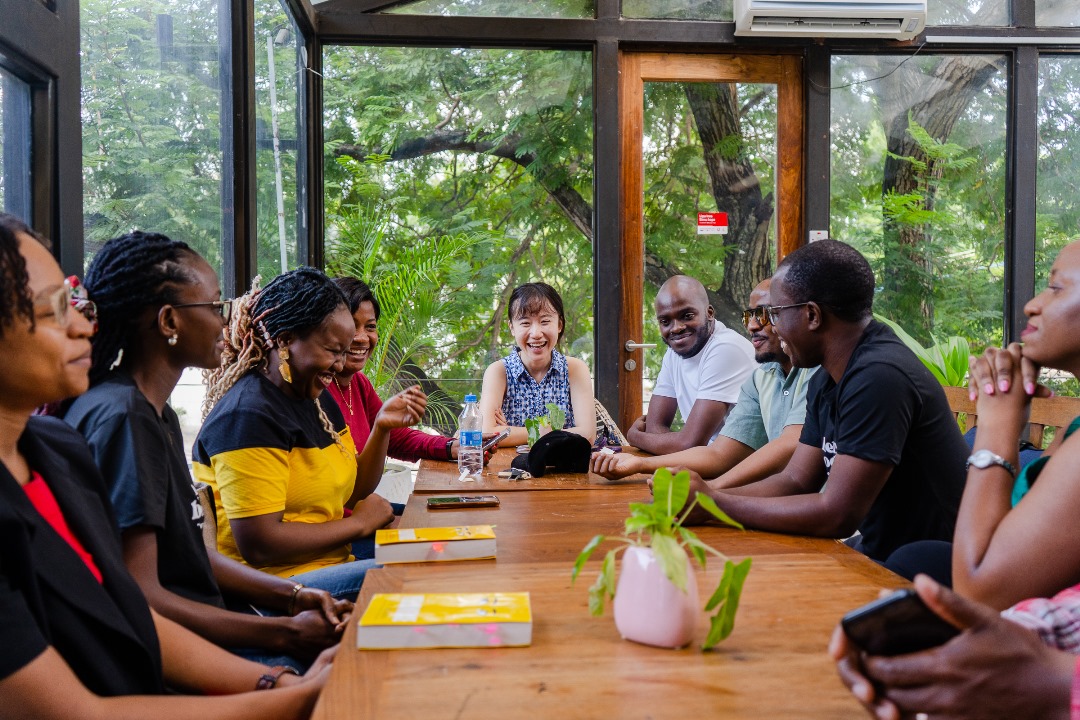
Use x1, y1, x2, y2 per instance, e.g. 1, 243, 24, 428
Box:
592, 279, 816, 489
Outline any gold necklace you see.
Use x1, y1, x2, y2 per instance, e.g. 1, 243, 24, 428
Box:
335, 377, 354, 416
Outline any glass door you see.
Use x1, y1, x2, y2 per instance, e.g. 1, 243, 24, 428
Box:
617, 53, 804, 429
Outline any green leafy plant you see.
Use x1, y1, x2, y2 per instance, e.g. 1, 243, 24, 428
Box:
875, 314, 970, 387
571, 468, 753, 649
525, 402, 567, 445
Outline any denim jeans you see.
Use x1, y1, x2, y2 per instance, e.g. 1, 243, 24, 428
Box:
288, 558, 380, 602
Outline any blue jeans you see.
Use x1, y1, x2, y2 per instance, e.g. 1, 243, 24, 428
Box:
289, 558, 380, 603
351, 502, 406, 560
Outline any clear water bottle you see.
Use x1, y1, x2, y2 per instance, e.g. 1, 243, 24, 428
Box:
457, 394, 484, 478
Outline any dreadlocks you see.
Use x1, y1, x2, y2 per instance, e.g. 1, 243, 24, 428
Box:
204, 266, 349, 446
0, 213, 47, 339
82, 231, 197, 386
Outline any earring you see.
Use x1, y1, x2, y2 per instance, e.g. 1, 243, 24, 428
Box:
168, 334, 178, 346
278, 345, 293, 384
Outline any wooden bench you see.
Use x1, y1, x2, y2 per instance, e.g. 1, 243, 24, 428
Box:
941, 385, 1080, 449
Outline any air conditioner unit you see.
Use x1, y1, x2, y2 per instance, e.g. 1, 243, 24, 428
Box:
734, 0, 927, 39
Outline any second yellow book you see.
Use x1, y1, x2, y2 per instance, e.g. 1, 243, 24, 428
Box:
374, 525, 497, 564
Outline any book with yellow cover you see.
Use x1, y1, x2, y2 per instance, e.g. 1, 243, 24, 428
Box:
356, 592, 532, 649
374, 525, 496, 564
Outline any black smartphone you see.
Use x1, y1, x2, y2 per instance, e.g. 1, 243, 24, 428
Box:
841, 588, 960, 656
481, 429, 511, 453
426, 495, 501, 509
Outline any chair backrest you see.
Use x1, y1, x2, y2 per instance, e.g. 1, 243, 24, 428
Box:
594, 398, 629, 447
941, 385, 1080, 449
193, 482, 218, 553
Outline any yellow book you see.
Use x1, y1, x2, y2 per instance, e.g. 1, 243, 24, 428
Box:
356, 592, 532, 649
374, 525, 496, 564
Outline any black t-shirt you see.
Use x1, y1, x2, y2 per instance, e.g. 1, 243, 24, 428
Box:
799, 321, 968, 561
65, 373, 224, 608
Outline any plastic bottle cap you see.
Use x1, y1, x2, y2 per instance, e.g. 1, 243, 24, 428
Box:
464, 394, 477, 403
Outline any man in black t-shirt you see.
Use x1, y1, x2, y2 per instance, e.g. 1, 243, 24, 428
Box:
684, 240, 967, 562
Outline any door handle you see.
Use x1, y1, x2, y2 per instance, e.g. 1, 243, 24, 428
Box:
625, 340, 657, 352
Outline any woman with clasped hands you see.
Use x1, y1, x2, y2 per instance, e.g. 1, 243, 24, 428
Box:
0, 213, 332, 719
951, 240, 1080, 611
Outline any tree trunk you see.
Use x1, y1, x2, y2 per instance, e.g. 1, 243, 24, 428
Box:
685, 83, 774, 329
877, 52, 1006, 343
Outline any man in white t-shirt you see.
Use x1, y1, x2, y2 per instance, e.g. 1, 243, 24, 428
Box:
626, 275, 756, 455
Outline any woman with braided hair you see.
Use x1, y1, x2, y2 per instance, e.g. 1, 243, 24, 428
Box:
195, 267, 424, 601
64, 231, 351, 671
0, 213, 334, 719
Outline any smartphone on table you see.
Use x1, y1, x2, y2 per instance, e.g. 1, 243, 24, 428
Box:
841, 588, 960, 656
427, 495, 501, 509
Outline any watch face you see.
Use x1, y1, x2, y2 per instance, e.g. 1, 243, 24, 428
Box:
971, 449, 994, 468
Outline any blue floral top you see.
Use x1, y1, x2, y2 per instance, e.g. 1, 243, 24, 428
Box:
500, 348, 576, 428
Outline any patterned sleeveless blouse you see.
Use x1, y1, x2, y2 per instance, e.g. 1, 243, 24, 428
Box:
500, 348, 576, 428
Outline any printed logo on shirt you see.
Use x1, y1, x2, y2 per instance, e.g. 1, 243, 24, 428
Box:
821, 438, 838, 476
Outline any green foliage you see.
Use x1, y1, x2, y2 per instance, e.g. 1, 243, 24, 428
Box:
570, 468, 751, 650
875, 314, 970, 387
323, 46, 596, 390
831, 55, 1008, 352
523, 403, 567, 445
326, 201, 495, 426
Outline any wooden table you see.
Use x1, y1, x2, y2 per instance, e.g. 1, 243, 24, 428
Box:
312, 455, 903, 719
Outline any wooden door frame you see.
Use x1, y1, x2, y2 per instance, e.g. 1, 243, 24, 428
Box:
617, 52, 805, 431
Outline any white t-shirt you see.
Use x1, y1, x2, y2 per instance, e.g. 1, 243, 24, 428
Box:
652, 322, 757, 436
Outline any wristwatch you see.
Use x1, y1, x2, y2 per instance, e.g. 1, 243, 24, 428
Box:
965, 449, 1017, 478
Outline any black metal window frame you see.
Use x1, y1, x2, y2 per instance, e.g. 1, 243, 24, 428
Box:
0, 0, 80, 273
301, 0, 1080, 416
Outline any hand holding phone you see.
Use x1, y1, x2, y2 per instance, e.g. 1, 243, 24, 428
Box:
841, 588, 960, 656
482, 429, 511, 453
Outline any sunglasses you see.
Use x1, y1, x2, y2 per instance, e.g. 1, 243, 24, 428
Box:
172, 299, 233, 323
741, 306, 771, 328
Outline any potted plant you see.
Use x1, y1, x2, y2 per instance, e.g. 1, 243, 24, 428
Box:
571, 468, 752, 650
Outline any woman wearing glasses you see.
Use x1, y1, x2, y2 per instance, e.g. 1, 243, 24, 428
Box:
0, 215, 332, 718
63, 232, 350, 671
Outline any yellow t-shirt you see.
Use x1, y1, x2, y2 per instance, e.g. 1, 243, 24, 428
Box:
192, 372, 358, 577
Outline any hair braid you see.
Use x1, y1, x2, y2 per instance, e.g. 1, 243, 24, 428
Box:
203, 268, 350, 451
0, 213, 46, 339
82, 231, 197, 386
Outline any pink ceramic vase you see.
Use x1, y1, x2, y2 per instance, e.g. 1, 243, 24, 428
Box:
612, 545, 698, 649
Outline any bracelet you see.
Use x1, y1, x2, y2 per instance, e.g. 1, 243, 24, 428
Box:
255, 665, 300, 691
445, 437, 455, 460
286, 582, 304, 615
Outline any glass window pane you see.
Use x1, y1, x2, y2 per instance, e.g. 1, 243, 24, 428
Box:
831, 54, 1008, 352
623, 0, 730, 20
322, 47, 593, 429
1037, 55, 1080, 396
384, 0, 593, 18
1, 67, 32, 221
255, 0, 302, 278
928, 0, 1008, 25
80, 0, 225, 275
1036, 1, 1080, 26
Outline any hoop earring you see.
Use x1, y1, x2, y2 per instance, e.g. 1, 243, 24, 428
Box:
278, 345, 293, 384
168, 334, 178, 346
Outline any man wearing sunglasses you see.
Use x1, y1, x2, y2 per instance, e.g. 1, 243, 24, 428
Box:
625, 275, 757, 455
679, 240, 968, 565
593, 279, 817, 487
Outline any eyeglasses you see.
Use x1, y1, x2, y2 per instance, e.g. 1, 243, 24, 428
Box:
172, 299, 233, 323
741, 307, 771, 328
765, 302, 811, 325
36, 277, 98, 332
